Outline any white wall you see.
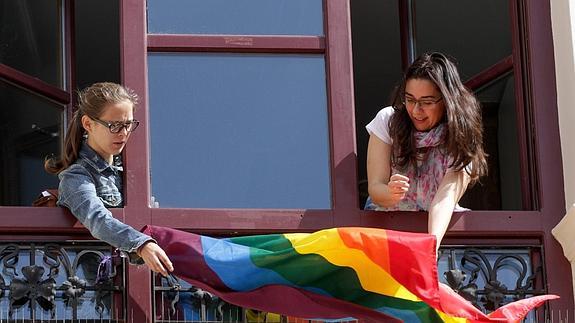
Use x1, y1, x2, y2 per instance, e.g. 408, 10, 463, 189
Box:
551, 0, 575, 210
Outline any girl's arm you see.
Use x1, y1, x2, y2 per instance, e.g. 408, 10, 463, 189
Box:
367, 134, 409, 207
58, 166, 173, 276
428, 169, 470, 251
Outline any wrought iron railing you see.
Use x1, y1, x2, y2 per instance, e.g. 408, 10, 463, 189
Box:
438, 246, 548, 322
154, 246, 548, 323
153, 275, 244, 323
0, 242, 551, 322
0, 242, 125, 322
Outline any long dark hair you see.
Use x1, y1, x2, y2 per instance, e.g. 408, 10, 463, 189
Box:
44, 82, 138, 174
388, 52, 487, 182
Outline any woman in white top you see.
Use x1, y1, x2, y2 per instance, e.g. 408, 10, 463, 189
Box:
365, 52, 487, 250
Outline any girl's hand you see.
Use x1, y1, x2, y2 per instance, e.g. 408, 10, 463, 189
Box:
137, 242, 174, 277
387, 174, 410, 204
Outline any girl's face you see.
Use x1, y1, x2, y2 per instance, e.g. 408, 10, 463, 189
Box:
404, 78, 446, 131
82, 101, 134, 164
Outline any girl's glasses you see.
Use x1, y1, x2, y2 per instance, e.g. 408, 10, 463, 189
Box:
403, 96, 443, 110
92, 118, 140, 133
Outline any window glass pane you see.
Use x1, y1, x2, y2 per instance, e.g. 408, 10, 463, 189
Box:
0, 79, 63, 206
414, 0, 511, 80
0, 0, 63, 88
459, 73, 522, 210
147, 0, 323, 36
148, 53, 331, 209
351, 0, 403, 207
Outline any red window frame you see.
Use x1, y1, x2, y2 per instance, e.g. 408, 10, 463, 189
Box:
122, 0, 358, 234
120, 1, 571, 319
0, 0, 80, 234
0, 0, 569, 321
121, 1, 357, 320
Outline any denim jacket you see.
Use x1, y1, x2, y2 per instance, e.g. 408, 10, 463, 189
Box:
57, 142, 152, 256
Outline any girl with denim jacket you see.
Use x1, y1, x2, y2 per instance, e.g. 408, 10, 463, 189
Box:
365, 52, 488, 251
45, 82, 173, 277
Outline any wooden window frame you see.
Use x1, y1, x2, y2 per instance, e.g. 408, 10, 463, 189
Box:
0, 0, 77, 232
120, 0, 571, 319
122, 0, 358, 235
121, 1, 357, 321
0, 0, 570, 321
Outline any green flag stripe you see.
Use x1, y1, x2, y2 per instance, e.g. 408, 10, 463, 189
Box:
229, 235, 443, 322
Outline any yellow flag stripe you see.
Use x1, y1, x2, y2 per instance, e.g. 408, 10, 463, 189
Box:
284, 229, 420, 302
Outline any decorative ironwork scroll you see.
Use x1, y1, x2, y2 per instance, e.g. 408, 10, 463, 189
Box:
0, 242, 125, 321
154, 274, 241, 323
439, 246, 547, 321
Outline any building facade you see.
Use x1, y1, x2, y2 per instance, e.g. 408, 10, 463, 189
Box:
551, 0, 575, 310
0, 0, 573, 321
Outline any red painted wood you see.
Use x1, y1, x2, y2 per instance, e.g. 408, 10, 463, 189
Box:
510, 0, 537, 210
325, 0, 361, 226
121, 0, 153, 222
0, 0, 559, 318
442, 237, 542, 246
0, 207, 123, 232
150, 209, 331, 232
0, 64, 70, 104
121, 0, 153, 322
148, 34, 325, 53
523, 0, 573, 310
398, 0, 414, 68
360, 210, 543, 233
65, 0, 77, 112
464, 55, 513, 90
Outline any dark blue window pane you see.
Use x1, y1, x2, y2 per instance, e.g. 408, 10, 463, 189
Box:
0, 79, 62, 206
148, 53, 331, 209
0, 0, 64, 87
147, 0, 323, 35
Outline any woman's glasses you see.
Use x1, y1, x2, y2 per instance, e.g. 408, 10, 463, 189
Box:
92, 118, 140, 133
403, 96, 443, 110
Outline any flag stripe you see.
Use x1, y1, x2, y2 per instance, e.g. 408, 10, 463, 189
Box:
152, 226, 232, 292
283, 229, 420, 301
339, 227, 441, 307
201, 236, 302, 292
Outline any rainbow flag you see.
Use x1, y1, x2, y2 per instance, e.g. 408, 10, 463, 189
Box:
144, 225, 557, 322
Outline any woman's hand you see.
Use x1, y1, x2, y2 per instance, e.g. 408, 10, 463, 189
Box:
387, 174, 410, 204
137, 241, 174, 277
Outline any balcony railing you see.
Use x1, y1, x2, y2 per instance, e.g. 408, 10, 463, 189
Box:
153, 246, 548, 323
0, 242, 545, 322
439, 246, 548, 322
0, 242, 125, 322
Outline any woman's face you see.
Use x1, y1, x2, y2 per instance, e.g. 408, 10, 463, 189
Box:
404, 78, 445, 131
82, 101, 134, 164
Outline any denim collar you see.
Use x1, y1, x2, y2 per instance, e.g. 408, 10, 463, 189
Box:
78, 141, 123, 173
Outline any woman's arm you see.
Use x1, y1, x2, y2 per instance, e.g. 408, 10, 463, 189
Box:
58, 166, 173, 276
428, 169, 470, 251
367, 134, 409, 208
